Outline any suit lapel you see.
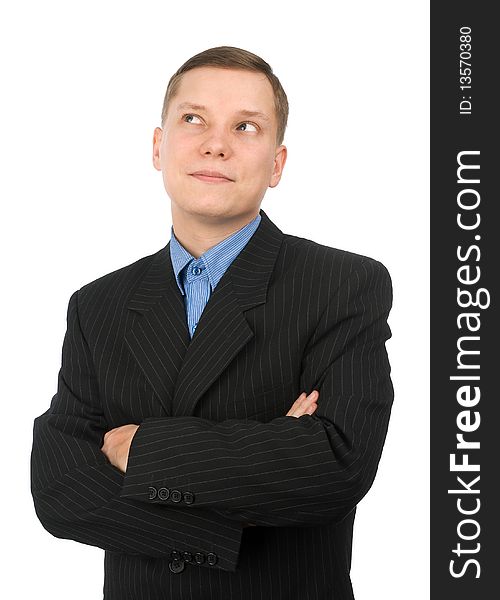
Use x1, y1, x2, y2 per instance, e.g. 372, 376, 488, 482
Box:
124, 244, 190, 415
124, 209, 285, 417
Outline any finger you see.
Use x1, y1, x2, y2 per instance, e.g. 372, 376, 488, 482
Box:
288, 393, 307, 411
296, 392, 318, 409
295, 391, 317, 405
286, 399, 318, 418
302, 401, 318, 414
286, 391, 319, 416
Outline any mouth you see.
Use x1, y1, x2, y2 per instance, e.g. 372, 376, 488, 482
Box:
189, 171, 234, 184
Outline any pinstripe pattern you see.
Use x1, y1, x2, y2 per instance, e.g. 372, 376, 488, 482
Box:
30, 208, 394, 599
170, 213, 261, 338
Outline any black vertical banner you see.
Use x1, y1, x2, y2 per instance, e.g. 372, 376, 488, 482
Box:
431, 2, 498, 598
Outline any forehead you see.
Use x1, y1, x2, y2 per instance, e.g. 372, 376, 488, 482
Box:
173, 67, 275, 120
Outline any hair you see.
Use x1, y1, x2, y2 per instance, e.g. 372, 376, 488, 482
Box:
160, 46, 289, 147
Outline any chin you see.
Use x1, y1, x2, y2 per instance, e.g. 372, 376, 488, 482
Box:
178, 197, 236, 219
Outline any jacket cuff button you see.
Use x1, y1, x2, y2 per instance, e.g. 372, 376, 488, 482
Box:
158, 487, 170, 500
183, 491, 195, 504
207, 552, 218, 566
171, 489, 182, 503
169, 559, 185, 574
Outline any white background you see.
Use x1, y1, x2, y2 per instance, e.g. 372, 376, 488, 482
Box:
1, 1, 429, 598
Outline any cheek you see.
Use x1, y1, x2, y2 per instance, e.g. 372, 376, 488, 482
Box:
245, 152, 274, 185
240, 145, 268, 170
161, 132, 189, 169
162, 152, 186, 183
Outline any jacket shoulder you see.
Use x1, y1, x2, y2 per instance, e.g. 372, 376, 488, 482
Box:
281, 233, 391, 281
74, 246, 162, 320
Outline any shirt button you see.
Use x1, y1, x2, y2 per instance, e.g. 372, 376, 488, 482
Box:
192, 266, 202, 275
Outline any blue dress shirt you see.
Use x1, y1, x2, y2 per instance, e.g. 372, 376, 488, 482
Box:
169, 213, 262, 339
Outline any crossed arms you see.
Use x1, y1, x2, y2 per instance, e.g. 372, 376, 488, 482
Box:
30, 258, 393, 572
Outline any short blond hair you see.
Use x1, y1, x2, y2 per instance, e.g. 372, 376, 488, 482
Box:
161, 46, 289, 146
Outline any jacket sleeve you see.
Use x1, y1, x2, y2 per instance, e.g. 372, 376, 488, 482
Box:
120, 258, 394, 528
30, 290, 244, 571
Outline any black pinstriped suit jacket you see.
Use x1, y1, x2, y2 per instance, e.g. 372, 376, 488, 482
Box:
31, 208, 394, 600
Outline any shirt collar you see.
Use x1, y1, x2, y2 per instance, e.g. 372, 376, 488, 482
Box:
169, 213, 262, 295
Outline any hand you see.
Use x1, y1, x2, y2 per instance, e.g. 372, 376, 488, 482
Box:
286, 390, 319, 418
101, 424, 140, 473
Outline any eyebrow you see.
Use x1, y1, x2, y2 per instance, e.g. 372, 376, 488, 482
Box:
175, 102, 271, 122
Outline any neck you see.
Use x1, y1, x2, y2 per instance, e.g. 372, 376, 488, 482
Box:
170, 204, 259, 258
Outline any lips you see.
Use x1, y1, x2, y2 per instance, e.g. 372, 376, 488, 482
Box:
190, 170, 233, 182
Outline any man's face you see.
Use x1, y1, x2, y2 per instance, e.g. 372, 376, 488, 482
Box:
153, 67, 287, 222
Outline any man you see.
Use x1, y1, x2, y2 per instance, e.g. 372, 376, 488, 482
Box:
31, 46, 394, 599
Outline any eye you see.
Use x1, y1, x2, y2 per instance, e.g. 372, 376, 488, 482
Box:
182, 113, 202, 124
236, 122, 258, 133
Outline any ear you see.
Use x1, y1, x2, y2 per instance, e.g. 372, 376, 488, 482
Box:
152, 127, 163, 171
269, 145, 287, 188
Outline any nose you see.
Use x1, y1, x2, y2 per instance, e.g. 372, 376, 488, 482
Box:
199, 128, 232, 158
